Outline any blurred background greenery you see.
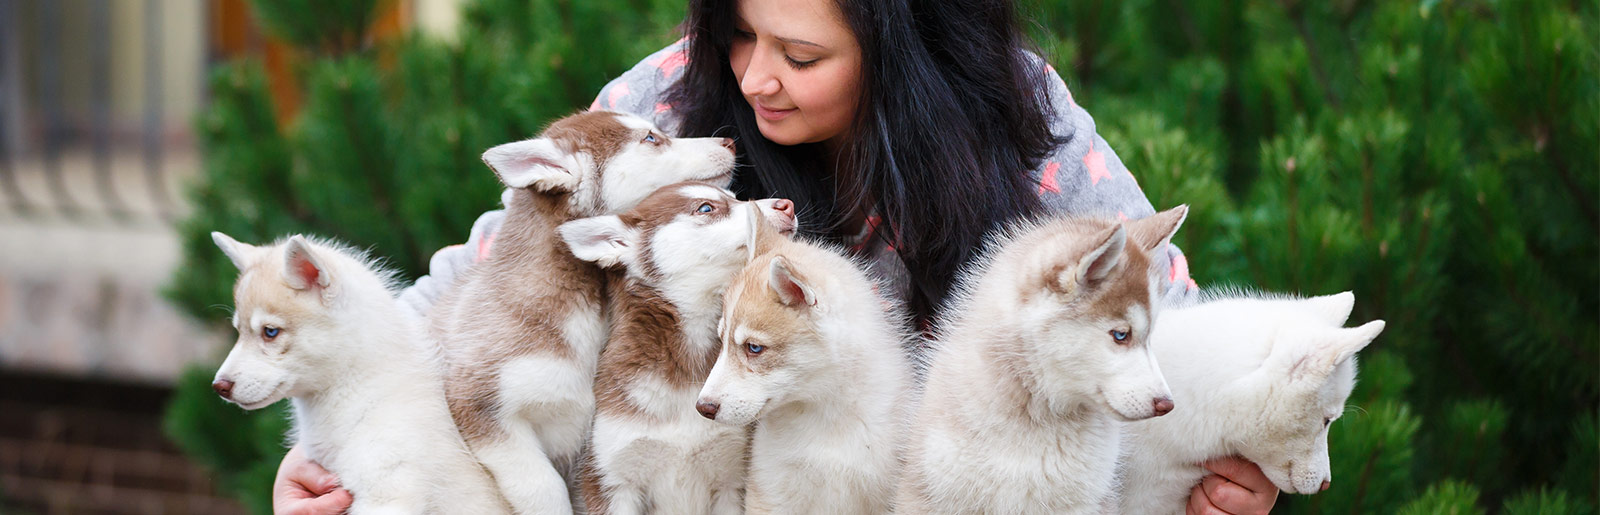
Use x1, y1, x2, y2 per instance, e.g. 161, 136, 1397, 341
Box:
155, 0, 1596, 513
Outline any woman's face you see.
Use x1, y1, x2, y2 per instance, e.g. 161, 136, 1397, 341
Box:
729, 0, 863, 148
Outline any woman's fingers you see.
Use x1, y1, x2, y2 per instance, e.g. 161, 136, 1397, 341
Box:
1187, 480, 1229, 515
1189, 456, 1279, 515
1201, 456, 1278, 495
274, 445, 353, 515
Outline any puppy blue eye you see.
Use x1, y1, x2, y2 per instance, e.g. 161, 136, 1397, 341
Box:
263, 326, 280, 339
745, 342, 765, 355
1110, 329, 1129, 343
697, 203, 714, 213
643, 133, 659, 144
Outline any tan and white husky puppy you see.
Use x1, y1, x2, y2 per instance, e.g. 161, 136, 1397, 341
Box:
696, 235, 916, 514
210, 233, 508, 514
562, 182, 797, 515
431, 111, 737, 514
896, 206, 1189, 515
1118, 291, 1385, 514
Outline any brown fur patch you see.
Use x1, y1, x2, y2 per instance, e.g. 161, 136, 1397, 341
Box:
435, 164, 608, 443
590, 183, 741, 419
542, 110, 638, 170
591, 274, 721, 419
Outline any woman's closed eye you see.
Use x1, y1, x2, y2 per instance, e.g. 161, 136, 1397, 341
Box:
784, 55, 818, 69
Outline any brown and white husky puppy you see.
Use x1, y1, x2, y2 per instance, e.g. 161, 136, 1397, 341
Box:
695, 235, 916, 515
561, 182, 797, 515
431, 111, 736, 514
896, 206, 1189, 514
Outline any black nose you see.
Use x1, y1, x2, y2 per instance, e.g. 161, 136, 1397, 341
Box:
1152, 397, 1174, 416
696, 401, 720, 420
213, 380, 235, 400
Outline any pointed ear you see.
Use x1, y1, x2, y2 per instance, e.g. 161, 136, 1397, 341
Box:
211, 231, 259, 270
482, 138, 578, 192
1049, 225, 1127, 295
1127, 205, 1188, 252
559, 216, 635, 268
745, 202, 766, 263
1304, 291, 1356, 326
282, 236, 331, 291
767, 255, 816, 307
1292, 319, 1386, 380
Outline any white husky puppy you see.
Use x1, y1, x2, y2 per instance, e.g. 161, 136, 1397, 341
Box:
430, 110, 737, 514
210, 233, 508, 515
896, 206, 1189, 515
696, 232, 916, 515
561, 182, 797, 515
1118, 291, 1385, 514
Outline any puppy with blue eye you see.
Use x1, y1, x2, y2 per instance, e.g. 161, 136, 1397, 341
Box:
561, 182, 797, 515
696, 230, 916, 515
209, 233, 509, 514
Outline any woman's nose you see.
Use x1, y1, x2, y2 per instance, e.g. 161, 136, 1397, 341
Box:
739, 48, 781, 98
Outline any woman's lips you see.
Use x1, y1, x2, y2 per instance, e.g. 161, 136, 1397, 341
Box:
753, 101, 797, 121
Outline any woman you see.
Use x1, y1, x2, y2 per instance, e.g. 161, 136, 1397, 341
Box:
278, 0, 1278, 513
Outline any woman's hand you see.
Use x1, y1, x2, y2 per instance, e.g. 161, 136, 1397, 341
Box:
273, 444, 352, 515
1187, 456, 1280, 515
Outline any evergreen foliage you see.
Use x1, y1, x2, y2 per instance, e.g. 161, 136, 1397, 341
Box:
164, 0, 1597, 512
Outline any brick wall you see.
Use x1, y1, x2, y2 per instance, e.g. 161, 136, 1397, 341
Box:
0, 372, 245, 515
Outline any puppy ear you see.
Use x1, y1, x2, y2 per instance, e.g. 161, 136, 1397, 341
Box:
482, 138, 578, 192
1050, 224, 1127, 295
1127, 205, 1188, 252
1304, 291, 1356, 326
746, 202, 762, 263
767, 255, 816, 307
559, 216, 635, 268
211, 231, 259, 270
1291, 319, 1386, 380
282, 236, 331, 291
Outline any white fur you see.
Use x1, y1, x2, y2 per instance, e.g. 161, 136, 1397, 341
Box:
1119, 291, 1385, 514
564, 185, 794, 515
699, 242, 915, 515
897, 210, 1187, 514
210, 233, 508, 514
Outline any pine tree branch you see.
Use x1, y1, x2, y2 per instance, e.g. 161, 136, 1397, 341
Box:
1282, 0, 1342, 109
1165, 0, 1205, 52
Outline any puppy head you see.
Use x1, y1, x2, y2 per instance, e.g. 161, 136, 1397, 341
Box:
209, 232, 355, 410
1005, 206, 1188, 420
1245, 316, 1385, 494
559, 182, 795, 285
697, 253, 832, 426
481, 111, 737, 217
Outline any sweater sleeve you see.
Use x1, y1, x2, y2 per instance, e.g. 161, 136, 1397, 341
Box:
1030, 62, 1198, 304
396, 42, 690, 319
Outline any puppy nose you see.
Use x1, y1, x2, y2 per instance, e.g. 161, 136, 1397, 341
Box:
212, 380, 235, 400
1152, 397, 1174, 416
720, 138, 737, 153
1320, 480, 1331, 492
772, 199, 793, 216
696, 401, 720, 420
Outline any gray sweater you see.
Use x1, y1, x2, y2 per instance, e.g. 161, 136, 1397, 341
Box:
398, 41, 1195, 315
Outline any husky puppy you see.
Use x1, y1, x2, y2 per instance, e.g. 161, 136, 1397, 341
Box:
1118, 291, 1385, 514
560, 182, 797, 515
431, 111, 737, 514
210, 233, 508, 514
896, 206, 1189, 515
696, 232, 916, 515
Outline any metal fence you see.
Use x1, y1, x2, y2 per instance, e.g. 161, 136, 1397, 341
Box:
0, 0, 203, 224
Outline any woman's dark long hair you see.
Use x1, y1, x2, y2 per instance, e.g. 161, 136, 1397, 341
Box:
667, 0, 1063, 321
